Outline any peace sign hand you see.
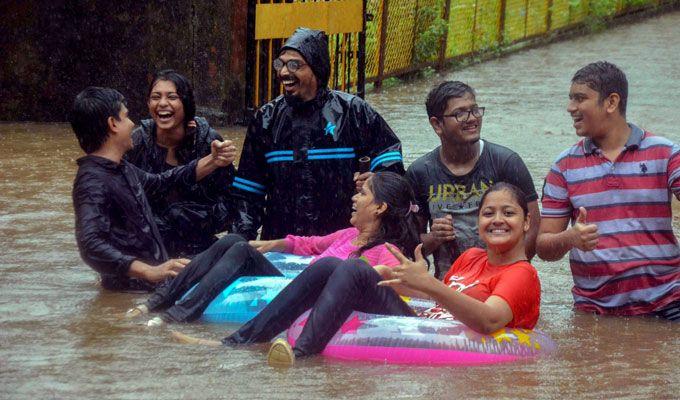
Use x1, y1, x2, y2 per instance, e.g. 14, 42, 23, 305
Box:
378, 244, 432, 291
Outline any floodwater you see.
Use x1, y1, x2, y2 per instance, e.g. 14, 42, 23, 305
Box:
2, 11, 680, 400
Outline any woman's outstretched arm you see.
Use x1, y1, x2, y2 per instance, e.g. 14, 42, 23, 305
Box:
379, 244, 513, 334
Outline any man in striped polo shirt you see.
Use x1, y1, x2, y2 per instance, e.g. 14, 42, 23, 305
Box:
537, 61, 680, 320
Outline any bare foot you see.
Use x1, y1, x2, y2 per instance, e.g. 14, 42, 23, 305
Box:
170, 331, 222, 347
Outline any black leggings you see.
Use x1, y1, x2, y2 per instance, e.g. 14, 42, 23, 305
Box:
145, 234, 282, 322
223, 257, 415, 357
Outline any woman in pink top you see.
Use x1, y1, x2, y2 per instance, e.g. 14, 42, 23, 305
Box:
135, 171, 420, 325
172, 182, 540, 368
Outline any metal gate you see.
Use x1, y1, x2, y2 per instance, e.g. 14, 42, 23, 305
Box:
245, 0, 366, 113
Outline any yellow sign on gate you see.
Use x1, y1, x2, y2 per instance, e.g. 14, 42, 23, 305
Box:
255, 0, 364, 40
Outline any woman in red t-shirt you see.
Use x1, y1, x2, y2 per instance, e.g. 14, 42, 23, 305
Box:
173, 182, 541, 367
381, 181, 541, 332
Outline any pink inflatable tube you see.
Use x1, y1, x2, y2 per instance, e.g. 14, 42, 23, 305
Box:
287, 307, 556, 365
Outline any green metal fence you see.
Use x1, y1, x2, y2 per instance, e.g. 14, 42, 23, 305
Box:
367, 0, 671, 85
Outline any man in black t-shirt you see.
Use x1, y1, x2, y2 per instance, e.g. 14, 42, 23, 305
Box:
406, 81, 539, 278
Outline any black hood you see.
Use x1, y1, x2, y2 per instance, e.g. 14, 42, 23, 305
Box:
280, 27, 330, 88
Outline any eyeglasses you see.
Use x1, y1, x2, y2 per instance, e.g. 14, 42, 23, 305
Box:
441, 106, 485, 122
273, 58, 307, 72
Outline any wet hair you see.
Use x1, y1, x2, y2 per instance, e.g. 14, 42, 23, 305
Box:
425, 81, 476, 118
355, 171, 421, 259
69, 86, 127, 154
148, 69, 196, 124
478, 182, 529, 218
572, 61, 628, 116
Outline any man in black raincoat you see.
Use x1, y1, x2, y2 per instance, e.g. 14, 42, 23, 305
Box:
232, 28, 405, 240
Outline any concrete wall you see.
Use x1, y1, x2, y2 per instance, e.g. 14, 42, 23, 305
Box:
0, 0, 247, 125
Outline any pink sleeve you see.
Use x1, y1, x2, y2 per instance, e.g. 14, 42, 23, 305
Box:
284, 228, 350, 256
373, 243, 401, 268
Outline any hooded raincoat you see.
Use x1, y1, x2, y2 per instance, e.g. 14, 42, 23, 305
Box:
231, 28, 404, 240
125, 117, 235, 256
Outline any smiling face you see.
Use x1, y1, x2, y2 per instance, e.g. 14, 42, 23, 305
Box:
350, 177, 385, 229
478, 189, 529, 254
567, 82, 611, 139
148, 79, 186, 135
277, 49, 318, 102
430, 93, 482, 145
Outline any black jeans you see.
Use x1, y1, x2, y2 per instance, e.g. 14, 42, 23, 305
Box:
223, 257, 415, 357
145, 234, 283, 322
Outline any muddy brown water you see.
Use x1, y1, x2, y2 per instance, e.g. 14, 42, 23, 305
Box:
2, 12, 680, 400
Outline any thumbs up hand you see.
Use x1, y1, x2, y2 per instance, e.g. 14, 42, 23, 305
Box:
571, 207, 599, 251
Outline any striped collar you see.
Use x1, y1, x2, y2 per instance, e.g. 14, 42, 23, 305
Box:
583, 123, 644, 154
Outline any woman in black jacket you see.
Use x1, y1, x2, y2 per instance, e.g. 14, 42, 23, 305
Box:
125, 70, 236, 257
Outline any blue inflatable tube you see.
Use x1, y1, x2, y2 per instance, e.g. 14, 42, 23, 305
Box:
199, 252, 313, 323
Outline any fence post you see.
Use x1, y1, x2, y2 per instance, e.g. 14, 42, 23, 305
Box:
499, 0, 507, 45
357, 0, 367, 98
472, 0, 480, 51
375, 0, 389, 90
524, 0, 530, 38
244, 0, 257, 120
438, 0, 452, 70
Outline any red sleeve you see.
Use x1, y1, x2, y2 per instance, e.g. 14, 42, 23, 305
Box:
491, 263, 541, 329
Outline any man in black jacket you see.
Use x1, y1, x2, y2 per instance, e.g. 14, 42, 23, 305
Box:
70, 86, 236, 291
231, 27, 405, 240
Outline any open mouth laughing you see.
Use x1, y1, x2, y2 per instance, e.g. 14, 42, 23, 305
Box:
281, 75, 299, 92
157, 110, 174, 123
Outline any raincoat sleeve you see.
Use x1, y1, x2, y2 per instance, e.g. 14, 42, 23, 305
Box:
201, 127, 237, 233
354, 100, 405, 174
133, 160, 198, 202
73, 174, 136, 278
229, 112, 269, 240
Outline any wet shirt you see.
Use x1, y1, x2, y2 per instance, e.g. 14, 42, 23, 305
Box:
406, 141, 537, 278
419, 248, 541, 329
231, 89, 404, 240
72, 155, 197, 291
284, 227, 400, 266
542, 124, 680, 315
124, 117, 235, 256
